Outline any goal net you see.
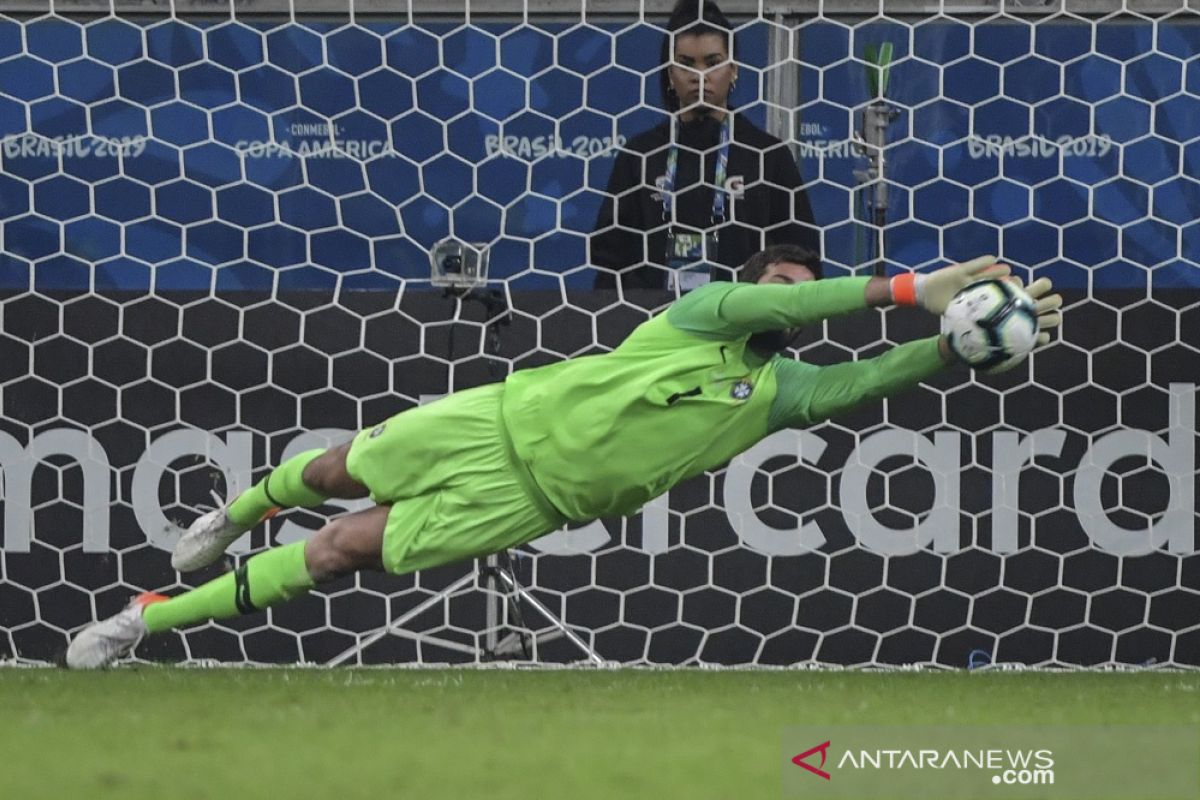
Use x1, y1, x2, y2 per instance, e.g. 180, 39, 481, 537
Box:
0, 0, 1197, 668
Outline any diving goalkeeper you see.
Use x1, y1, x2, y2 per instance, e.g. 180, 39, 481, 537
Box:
66, 245, 1062, 668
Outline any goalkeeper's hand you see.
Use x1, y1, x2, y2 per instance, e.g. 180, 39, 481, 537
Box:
935, 273, 1064, 369
1025, 276, 1063, 347
890, 255, 1012, 315
973, 276, 1064, 372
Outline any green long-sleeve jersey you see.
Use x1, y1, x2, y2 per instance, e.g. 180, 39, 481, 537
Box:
500, 278, 947, 521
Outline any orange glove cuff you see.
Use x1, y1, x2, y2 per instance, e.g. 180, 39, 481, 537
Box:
890, 273, 918, 307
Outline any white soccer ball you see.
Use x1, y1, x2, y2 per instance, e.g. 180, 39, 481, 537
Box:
943, 278, 1039, 373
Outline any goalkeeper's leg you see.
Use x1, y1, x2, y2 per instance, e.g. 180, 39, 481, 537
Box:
66, 505, 387, 669
172, 443, 368, 571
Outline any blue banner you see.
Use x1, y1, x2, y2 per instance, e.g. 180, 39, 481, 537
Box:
0, 18, 1196, 290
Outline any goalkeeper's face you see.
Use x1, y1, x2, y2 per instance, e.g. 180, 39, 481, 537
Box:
748, 260, 817, 353
756, 261, 816, 286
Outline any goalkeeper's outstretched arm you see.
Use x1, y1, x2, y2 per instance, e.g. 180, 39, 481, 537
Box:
766, 269, 1064, 430
668, 276, 893, 339
668, 256, 1016, 340
767, 336, 954, 431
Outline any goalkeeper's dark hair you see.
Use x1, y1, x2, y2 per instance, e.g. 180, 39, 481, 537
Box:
739, 245, 823, 283
660, 0, 735, 114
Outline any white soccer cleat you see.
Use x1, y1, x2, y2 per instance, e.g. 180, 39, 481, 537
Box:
65, 593, 167, 669
171, 507, 253, 572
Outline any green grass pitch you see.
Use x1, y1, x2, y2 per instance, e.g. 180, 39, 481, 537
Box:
2, 667, 1197, 799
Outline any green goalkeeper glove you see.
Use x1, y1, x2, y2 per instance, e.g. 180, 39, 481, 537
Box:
890, 255, 1012, 314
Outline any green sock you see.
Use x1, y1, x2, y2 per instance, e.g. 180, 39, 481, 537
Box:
228, 449, 326, 528
143, 542, 316, 634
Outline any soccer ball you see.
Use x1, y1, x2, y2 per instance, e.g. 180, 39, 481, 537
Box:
943, 278, 1039, 373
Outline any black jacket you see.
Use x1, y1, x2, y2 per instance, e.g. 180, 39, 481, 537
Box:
591, 113, 819, 290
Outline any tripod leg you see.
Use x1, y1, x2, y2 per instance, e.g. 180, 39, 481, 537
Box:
327, 571, 478, 666
491, 568, 605, 665
494, 552, 532, 659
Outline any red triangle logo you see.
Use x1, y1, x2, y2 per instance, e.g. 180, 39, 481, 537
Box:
792, 740, 832, 780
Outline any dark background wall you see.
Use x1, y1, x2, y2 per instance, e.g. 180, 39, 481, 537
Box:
1, 287, 1196, 666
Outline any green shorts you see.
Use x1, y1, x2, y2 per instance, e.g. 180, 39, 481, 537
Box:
345, 383, 565, 575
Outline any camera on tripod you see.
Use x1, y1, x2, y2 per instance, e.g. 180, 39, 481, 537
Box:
430, 238, 490, 290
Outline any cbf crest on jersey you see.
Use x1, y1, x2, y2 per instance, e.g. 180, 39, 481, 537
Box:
731, 380, 753, 400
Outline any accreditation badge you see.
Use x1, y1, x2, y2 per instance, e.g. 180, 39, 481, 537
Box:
666, 230, 715, 293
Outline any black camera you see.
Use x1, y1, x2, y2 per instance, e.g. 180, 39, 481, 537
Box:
430, 238, 489, 289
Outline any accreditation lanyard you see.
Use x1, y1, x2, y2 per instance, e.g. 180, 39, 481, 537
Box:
661, 113, 734, 226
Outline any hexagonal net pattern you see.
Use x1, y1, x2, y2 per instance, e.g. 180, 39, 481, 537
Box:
0, 5, 1198, 668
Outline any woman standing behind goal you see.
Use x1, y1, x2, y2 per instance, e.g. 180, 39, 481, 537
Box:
591, 0, 820, 292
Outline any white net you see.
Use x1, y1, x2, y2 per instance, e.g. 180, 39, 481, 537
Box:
0, 2, 1197, 667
